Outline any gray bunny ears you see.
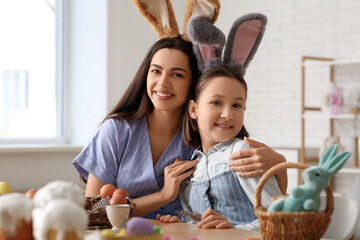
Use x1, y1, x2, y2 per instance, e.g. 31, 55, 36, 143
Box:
187, 13, 267, 75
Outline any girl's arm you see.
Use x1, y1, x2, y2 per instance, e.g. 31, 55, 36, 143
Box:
157, 214, 182, 223
228, 137, 288, 194
197, 209, 234, 229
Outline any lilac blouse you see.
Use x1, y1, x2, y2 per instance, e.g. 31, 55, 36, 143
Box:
73, 117, 194, 218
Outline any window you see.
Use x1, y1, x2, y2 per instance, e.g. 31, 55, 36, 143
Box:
0, 0, 64, 142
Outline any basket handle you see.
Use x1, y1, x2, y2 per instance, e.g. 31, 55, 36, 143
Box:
88, 206, 106, 215
254, 162, 334, 214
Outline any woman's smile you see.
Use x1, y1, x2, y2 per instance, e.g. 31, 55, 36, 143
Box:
147, 48, 192, 113
154, 91, 173, 100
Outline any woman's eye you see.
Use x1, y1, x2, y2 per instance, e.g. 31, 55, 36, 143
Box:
212, 101, 221, 106
173, 73, 183, 78
151, 69, 160, 74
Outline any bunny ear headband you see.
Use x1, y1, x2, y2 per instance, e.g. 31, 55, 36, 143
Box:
187, 13, 267, 75
132, 0, 221, 40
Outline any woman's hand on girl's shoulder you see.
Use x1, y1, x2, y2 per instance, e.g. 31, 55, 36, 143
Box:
197, 209, 234, 229
228, 137, 288, 194
156, 214, 182, 223
228, 137, 286, 177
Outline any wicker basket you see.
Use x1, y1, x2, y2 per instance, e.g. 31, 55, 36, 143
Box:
254, 162, 334, 240
85, 196, 112, 229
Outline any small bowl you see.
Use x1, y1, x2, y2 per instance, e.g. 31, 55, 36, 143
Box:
106, 204, 130, 231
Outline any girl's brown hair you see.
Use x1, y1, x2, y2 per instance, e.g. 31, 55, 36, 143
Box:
183, 63, 249, 148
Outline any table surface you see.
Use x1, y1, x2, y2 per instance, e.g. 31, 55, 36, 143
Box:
147, 219, 262, 240
87, 219, 333, 240
87, 219, 262, 240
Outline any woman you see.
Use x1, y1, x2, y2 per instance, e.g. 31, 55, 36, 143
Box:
73, 36, 286, 219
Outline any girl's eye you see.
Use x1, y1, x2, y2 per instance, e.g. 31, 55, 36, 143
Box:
212, 101, 221, 106
151, 69, 160, 74
233, 104, 241, 108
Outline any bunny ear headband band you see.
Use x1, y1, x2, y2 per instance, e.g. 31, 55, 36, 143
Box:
132, 0, 221, 40
187, 13, 267, 75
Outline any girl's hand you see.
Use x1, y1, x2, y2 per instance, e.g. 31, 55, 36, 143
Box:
197, 209, 234, 229
156, 214, 182, 223
160, 159, 198, 202
228, 137, 287, 194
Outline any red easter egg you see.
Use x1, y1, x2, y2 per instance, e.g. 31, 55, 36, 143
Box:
110, 194, 127, 205
113, 188, 128, 198
25, 189, 37, 199
100, 184, 117, 199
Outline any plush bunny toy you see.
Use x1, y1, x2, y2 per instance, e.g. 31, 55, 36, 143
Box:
187, 13, 267, 75
132, 0, 221, 40
268, 144, 351, 212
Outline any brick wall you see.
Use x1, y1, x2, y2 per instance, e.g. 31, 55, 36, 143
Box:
215, 0, 360, 152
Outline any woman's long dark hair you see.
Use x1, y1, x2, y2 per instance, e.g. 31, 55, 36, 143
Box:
183, 64, 249, 149
104, 36, 198, 122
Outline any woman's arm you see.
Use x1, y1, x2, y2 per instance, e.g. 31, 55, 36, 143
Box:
85, 172, 182, 216
130, 159, 198, 217
86, 160, 197, 216
86, 173, 105, 197
228, 137, 288, 194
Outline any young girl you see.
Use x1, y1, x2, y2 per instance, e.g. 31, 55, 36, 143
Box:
157, 14, 283, 229
158, 65, 282, 229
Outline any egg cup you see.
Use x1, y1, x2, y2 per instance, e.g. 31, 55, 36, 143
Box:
106, 204, 130, 231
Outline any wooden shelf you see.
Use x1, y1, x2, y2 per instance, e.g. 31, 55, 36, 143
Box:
339, 167, 360, 174
300, 55, 360, 188
303, 58, 360, 67
302, 113, 360, 119
304, 157, 319, 163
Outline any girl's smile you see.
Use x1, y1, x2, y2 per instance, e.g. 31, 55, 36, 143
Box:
215, 122, 233, 129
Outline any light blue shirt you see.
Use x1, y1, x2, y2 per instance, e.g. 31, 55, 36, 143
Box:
73, 117, 194, 218
180, 138, 282, 230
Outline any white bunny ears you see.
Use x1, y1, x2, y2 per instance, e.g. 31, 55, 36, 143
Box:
187, 13, 267, 75
132, 0, 221, 40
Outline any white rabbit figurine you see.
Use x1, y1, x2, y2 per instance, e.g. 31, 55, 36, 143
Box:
267, 144, 350, 212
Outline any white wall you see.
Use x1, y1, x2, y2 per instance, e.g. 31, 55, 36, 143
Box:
1, 0, 360, 194
215, 0, 360, 148
0, 147, 84, 192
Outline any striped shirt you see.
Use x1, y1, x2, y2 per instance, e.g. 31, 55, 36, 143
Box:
179, 138, 282, 230
73, 117, 194, 218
